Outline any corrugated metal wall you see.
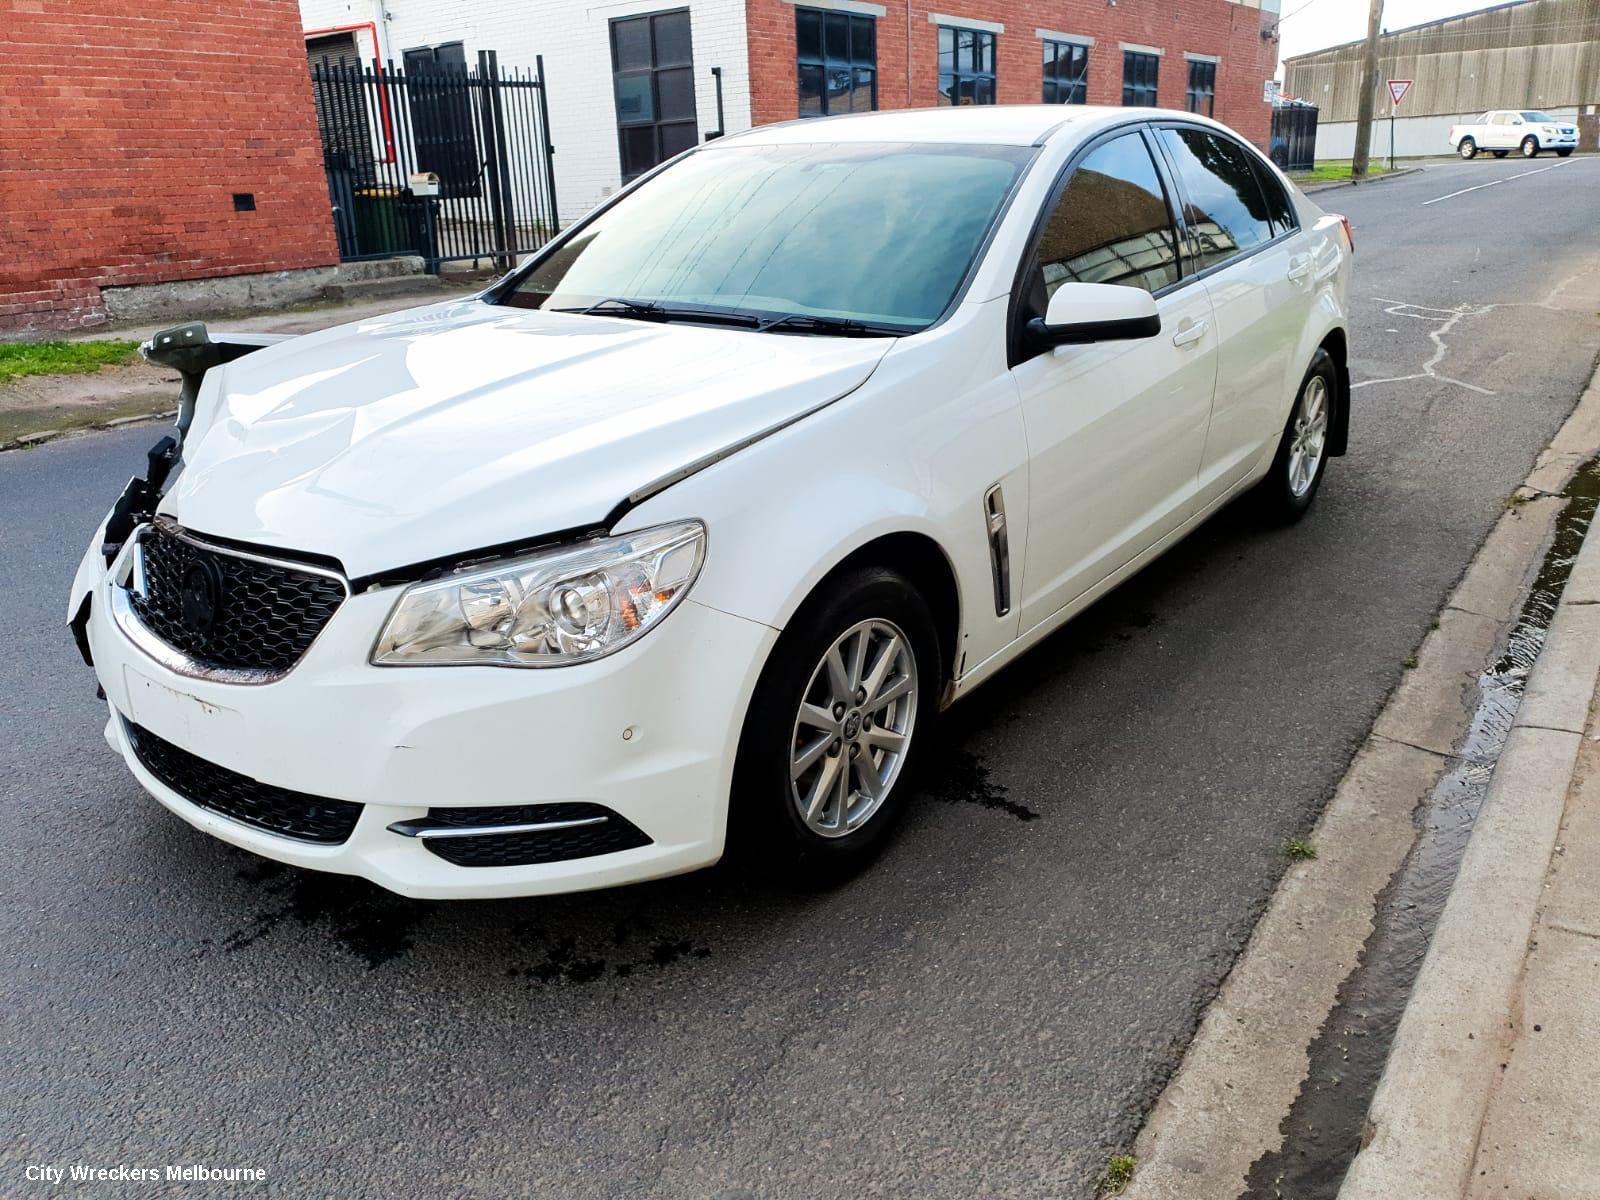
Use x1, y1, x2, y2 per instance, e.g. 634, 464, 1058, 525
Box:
1283, 0, 1600, 120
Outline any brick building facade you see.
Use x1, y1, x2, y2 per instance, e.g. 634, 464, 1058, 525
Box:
1, 0, 338, 333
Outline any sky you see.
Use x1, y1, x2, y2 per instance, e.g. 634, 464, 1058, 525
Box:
1276, 0, 1507, 74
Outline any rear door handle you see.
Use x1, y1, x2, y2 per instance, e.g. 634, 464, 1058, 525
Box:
1287, 257, 1313, 282
1172, 320, 1207, 348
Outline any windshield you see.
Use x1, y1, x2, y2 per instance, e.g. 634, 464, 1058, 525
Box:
501, 141, 1032, 333
1521, 111, 1556, 122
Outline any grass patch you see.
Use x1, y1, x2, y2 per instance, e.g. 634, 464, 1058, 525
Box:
1286, 837, 1318, 862
1103, 1154, 1136, 1195
1402, 654, 1419, 670
1505, 493, 1530, 509
0, 340, 142, 385
1289, 160, 1393, 184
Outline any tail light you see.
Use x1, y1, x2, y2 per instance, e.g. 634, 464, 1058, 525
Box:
1336, 214, 1354, 253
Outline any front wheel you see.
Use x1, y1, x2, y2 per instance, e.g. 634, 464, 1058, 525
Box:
1257, 349, 1336, 523
731, 566, 941, 883
1557, 148, 1574, 157
1458, 138, 1478, 159
1521, 136, 1540, 158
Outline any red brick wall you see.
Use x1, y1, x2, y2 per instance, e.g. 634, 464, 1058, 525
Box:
0, 0, 338, 333
747, 0, 1276, 147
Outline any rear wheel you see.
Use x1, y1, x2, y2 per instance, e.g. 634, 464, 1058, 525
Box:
1492, 149, 1509, 158
1257, 349, 1336, 523
1557, 148, 1574, 157
1458, 138, 1478, 159
1521, 136, 1540, 158
731, 566, 941, 883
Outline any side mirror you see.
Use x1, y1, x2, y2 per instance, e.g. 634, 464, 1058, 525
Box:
1026, 282, 1161, 348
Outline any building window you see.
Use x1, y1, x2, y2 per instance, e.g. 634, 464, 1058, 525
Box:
610, 9, 698, 181
796, 8, 876, 117
1186, 58, 1217, 115
938, 26, 996, 106
1122, 50, 1159, 106
1042, 40, 1089, 104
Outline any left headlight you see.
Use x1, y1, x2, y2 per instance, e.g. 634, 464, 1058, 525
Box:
371, 520, 706, 667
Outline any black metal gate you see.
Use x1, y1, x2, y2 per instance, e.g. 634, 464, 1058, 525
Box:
1269, 102, 1319, 173
310, 50, 559, 271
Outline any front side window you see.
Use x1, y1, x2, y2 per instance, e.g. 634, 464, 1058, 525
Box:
1157, 127, 1275, 272
938, 26, 996, 106
506, 141, 1031, 330
796, 8, 876, 117
1122, 51, 1159, 106
1042, 40, 1089, 104
1032, 131, 1180, 298
1185, 59, 1216, 116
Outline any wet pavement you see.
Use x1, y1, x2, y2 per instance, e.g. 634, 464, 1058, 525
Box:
5, 155, 1600, 1198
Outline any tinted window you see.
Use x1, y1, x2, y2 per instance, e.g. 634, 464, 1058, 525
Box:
1033, 131, 1180, 298
1122, 51, 1158, 106
1250, 158, 1297, 235
938, 27, 996, 106
508, 142, 1029, 329
1043, 40, 1089, 104
796, 8, 876, 117
1157, 128, 1275, 271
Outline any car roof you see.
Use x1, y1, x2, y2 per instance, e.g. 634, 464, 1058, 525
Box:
721, 104, 1201, 148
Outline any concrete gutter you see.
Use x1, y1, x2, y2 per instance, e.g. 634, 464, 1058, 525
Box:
1338, 431, 1600, 1194
1120, 365, 1600, 1199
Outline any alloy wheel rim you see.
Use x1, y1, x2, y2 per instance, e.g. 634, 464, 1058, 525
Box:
789, 618, 918, 839
1287, 375, 1329, 498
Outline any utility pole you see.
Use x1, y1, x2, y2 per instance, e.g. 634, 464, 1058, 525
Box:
1352, 0, 1384, 178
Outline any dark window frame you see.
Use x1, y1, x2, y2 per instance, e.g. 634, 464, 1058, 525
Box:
609, 8, 698, 183
1185, 57, 1216, 116
795, 7, 878, 117
1121, 50, 1159, 106
1042, 39, 1089, 105
938, 25, 998, 107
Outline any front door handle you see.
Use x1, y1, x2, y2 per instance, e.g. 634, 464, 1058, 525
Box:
1172, 320, 1208, 348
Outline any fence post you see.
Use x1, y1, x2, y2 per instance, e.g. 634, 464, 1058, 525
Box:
477, 50, 516, 272
535, 54, 560, 233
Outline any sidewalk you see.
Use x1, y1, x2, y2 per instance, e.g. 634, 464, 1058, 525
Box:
0, 281, 480, 450
1339, 501, 1600, 1197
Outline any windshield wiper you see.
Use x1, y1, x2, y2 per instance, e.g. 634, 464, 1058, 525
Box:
757, 313, 903, 337
554, 297, 761, 328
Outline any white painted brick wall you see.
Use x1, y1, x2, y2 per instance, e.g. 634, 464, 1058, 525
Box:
300, 0, 752, 222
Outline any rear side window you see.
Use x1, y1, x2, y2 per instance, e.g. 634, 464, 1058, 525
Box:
1157, 127, 1275, 273
1251, 158, 1297, 235
1032, 131, 1181, 297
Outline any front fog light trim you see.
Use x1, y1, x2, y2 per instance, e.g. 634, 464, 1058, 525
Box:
370, 520, 706, 668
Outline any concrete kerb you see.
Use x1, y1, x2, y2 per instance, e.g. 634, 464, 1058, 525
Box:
1338, 504, 1600, 1198
1297, 166, 1426, 195
1120, 365, 1600, 1200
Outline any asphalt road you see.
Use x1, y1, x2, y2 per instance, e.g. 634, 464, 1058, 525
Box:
6, 155, 1600, 1200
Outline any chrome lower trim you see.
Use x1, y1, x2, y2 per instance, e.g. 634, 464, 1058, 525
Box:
984, 483, 1011, 618
385, 815, 611, 840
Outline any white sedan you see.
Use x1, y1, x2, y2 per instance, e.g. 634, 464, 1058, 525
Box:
69, 105, 1353, 898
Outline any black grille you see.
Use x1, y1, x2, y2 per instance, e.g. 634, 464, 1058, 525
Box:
131, 520, 346, 676
417, 803, 652, 868
124, 719, 363, 845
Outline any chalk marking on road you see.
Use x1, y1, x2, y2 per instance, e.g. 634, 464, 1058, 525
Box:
1420, 157, 1579, 207
1353, 299, 1497, 396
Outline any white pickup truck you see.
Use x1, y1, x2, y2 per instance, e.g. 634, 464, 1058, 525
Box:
1449, 110, 1578, 159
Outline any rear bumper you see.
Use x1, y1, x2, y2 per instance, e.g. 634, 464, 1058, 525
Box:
83, 533, 777, 899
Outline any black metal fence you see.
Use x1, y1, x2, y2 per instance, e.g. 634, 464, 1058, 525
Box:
310, 50, 559, 271
1270, 103, 1320, 174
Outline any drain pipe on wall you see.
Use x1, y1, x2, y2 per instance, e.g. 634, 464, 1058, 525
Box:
906, 1, 913, 104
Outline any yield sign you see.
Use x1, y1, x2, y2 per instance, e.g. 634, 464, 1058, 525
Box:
1387, 79, 1413, 106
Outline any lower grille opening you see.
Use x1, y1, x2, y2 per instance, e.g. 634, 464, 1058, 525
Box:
123, 718, 362, 845
399, 803, 652, 868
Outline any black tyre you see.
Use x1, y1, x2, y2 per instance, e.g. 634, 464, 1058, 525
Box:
730, 565, 941, 883
1521, 136, 1540, 158
1458, 138, 1477, 159
1557, 148, 1574, 158
1492, 149, 1509, 158
1257, 348, 1337, 523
